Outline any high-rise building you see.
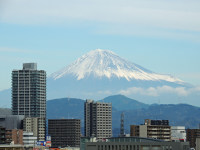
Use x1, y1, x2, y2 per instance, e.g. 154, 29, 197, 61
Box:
12, 63, 46, 141
48, 119, 81, 148
12, 63, 46, 117
84, 100, 112, 139
130, 119, 171, 141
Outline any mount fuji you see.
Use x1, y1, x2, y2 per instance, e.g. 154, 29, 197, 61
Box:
1, 49, 199, 107
50, 49, 183, 83
47, 49, 198, 105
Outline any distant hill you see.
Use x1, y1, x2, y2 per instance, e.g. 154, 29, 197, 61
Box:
99, 94, 149, 111
0, 108, 12, 115
124, 104, 200, 129
47, 97, 84, 120
1, 95, 200, 137
46, 95, 200, 136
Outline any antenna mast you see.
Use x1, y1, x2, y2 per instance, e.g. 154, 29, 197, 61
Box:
120, 112, 125, 137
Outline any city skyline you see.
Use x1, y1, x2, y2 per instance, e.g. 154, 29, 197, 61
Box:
0, 0, 200, 91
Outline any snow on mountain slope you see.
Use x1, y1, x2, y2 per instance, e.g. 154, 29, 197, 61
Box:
50, 49, 183, 83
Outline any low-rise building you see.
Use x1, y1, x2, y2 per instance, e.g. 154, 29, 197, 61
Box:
0, 144, 34, 150
81, 137, 190, 150
186, 129, 200, 148
171, 126, 186, 142
23, 117, 46, 141
5, 129, 23, 145
0, 126, 6, 144
48, 119, 81, 148
130, 119, 171, 141
23, 132, 37, 146
5, 129, 12, 144
0, 115, 24, 130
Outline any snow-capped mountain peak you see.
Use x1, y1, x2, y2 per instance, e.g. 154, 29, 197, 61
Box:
50, 49, 183, 83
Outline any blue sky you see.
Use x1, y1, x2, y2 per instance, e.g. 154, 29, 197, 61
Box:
0, 0, 200, 91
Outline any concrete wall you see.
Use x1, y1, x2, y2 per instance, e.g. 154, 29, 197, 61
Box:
139, 125, 147, 138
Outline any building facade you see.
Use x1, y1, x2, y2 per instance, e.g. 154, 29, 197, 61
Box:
48, 119, 81, 148
23, 117, 45, 141
12, 63, 46, 141
5, 129, 23, 145
0, 126, 6, 144
81, 137, 190, 150
186, 129, 200, 148
23, 132, 37, 146
0, 145, 34, 150
12, 63, 46, 118
171, 126, 186, 142
84, 100, 112, 139
130, 119, 171, 141
0, 115, 24, 130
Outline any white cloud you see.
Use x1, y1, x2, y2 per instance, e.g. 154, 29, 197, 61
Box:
0, 0, 200, 32
120, 85, 200, 97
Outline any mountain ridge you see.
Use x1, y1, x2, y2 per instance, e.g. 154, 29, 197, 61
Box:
99, 94, 149, 111
46, 95, 200, 136
1, 94, 199, 135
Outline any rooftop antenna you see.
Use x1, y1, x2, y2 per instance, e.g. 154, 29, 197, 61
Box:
68, 96, 70, 102
159, 99, 161, 120
120, 112, 125, 137
155, 98, 161, 120
67, 96, 70, 119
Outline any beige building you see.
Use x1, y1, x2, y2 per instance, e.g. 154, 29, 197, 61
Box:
84, 100, 112, 139
130, 119, 171, 141
23, 117, 45, 141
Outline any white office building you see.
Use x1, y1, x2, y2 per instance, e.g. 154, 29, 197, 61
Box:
171, 126, 186, 142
